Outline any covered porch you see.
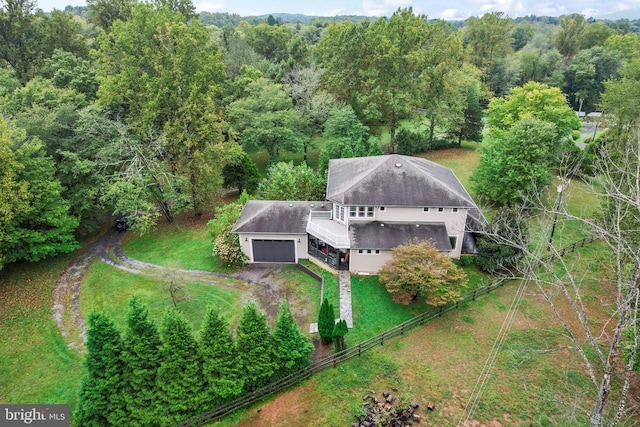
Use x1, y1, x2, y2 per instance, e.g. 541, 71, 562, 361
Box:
307, 235, 349, 271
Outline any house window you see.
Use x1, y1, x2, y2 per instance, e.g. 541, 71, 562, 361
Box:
380, 206, 385, 211
452, 208, 459, 213
351, 206, 375, 218
367, 207, 374, 217
423, 207, 429, 212
438, 207, 444, 212
334, 204, 340, 219
340, 206, 345, 221
349, 206, 357, 217
358, 206, 366, 217
449, 236, 458, 250
358, 249, 380, 255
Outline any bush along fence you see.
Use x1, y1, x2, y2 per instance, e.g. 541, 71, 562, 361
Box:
179, 237, 597, 427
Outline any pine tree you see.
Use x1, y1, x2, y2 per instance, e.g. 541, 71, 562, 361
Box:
156, 309, 207, 426
199, 307, 244, 408
332, 319, 349, 352
121, 297, 162, 426
74, 313, 127, 426
368, 140, 383, 156
318, 298, 335, 345
236, 303, 277, 392
272, 302, 314, 378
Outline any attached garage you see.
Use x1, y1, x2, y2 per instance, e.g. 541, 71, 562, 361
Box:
251, 239, 296, 263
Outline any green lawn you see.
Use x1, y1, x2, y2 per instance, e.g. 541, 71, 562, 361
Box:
122, 223, 232, 273
80, 262, 244, 333
0, 256, 84, 407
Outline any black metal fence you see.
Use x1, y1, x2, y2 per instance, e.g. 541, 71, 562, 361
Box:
179, 237, 597, 427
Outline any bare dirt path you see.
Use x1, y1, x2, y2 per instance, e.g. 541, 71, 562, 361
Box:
52, 229, 299, 351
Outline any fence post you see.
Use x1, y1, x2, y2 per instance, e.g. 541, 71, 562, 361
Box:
472, 289, 477, 301
438, 305, 444, 316
381, 332, 385, 345
401, 324, 405, 335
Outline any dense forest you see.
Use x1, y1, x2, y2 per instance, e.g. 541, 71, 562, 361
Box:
1, 0, 639, 271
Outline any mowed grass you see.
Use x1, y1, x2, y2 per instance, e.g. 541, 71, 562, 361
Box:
0, 256, 84, 406
80, 262, 244, 332
220, 280, 597, 427
121, 212, 232, 273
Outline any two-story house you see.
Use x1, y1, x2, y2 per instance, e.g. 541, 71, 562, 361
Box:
232, 154, 485, 274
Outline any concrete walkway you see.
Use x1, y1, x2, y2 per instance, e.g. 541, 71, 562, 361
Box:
339, 270, 353, 328
309, 270, 354, 333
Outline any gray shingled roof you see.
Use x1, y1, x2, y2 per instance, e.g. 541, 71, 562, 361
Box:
349, 221, 451, 251
232, 201, 331, 234
326, 154, 477, 208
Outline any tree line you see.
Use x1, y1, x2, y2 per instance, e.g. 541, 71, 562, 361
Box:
75, 297, 313, 426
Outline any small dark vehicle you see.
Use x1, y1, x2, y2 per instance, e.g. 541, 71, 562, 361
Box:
115, 216, 130, 232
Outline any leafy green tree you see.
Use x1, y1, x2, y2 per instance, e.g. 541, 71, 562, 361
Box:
75, 313, 127, 426
317, 298, 335, 345
564, 46, 622, 113
316, 8, 429, 152
2, 133, 79, 264
97, 124, 188, 232
256, 161, 325, 201
0, 0, 41, 82
379, 240, 467, 306
605, 33, 640, 62
395, 128, 426, 155
485, 81, 580, 145
121, 297, 162, 426
199, 307, 244, 406
554, 14, 586, 60
332, 319, 348, 352
156, 309, 207, 426
245, 22, 291, 63
236, 303, 277, 392
0, 118, 29, 270
323, 105, 370, 146
87, 0, 133, 31
222, 152, 261, 194
154, 0, 195, 20
272, 302, 314, 378
450, 82, 483, 145
95, 3, 236, 214
471, 117, 557, 205
476, 206, 529, 273
42, 49, 98, 101
463, 12, 514, 95
227, 77, 307, 162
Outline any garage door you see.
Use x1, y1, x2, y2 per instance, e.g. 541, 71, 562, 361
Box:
252, 239, 295, 263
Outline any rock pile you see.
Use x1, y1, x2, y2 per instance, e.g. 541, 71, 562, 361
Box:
352, 391, 421, 426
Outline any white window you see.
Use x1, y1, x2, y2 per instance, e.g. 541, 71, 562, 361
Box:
349, 206, 357, 217
423, 207, 429, 212
375, 249, 380, 254
340, 206, 345, 221
438, 207, 444, 212
334, 204, 340, 219
367, 207, 374, 217
380, 206, 385, 211
452, 208, 459, 213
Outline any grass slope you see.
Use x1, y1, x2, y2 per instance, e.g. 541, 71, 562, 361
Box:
0, 256, 84, 406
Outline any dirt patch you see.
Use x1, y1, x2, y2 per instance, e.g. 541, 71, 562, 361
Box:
235, 382, 316, 427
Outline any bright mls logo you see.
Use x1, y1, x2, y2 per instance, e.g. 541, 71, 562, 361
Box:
1, 405, 69, 426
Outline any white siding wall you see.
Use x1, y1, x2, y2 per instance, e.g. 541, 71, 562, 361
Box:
349, 250, 393, 274
238, 233, 308, 263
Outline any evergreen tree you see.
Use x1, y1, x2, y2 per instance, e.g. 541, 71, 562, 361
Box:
199, 307, 244, 407
75, 313, 127, 426
354, 139, 367, 157
368, 140, 383, 156
476, 206, 529, 273
272, 302, 314, 378
332, 319, 349, 352
457, 83, 484, 144
318, 298, 335, 345
121, 297, 162, 426
156, 309, 206, 426
236, 303, 277, 392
